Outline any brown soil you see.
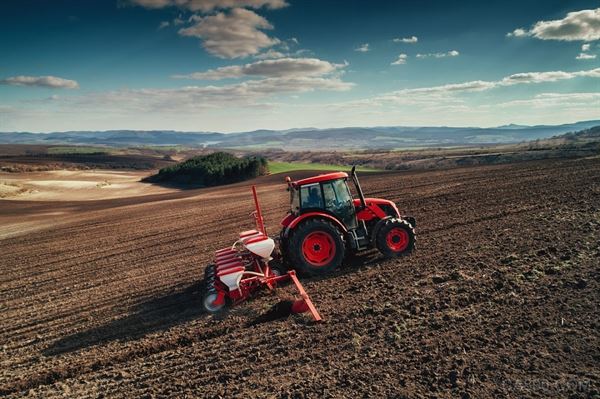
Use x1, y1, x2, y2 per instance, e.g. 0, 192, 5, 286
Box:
0, 158, 599, 398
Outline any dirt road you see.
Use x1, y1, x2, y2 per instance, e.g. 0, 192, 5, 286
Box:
1, 158, 598, 398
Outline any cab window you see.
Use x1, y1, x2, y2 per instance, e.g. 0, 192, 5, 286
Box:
322, 179, 357, 229
322, 179, 352, 210
300, 183, 323, 209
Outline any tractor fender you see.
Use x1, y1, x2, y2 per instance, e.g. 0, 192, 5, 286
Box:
370, 216, 394, 246
283, 212, 347, 238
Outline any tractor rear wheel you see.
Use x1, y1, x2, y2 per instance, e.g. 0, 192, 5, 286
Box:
287, 219, 345, 275
376, 218, 415, 258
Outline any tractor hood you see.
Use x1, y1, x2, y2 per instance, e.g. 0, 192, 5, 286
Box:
354, 198, 400, 218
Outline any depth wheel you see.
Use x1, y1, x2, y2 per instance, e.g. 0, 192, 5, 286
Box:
287, 218, 345, 275
376, 218, 416, 258
202, 291, 225, 313
201, 264, 225, 314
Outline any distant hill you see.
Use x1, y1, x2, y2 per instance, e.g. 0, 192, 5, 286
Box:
0, 130, 224, 147
563, 125, 600, 139
1, 120, 599, 150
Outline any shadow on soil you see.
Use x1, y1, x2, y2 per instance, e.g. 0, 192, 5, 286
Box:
244, 251, 385, 326
317, 250, 385, 280
139, 179, 205, 190
44, 251, 386, 356
43, 281, 206, 356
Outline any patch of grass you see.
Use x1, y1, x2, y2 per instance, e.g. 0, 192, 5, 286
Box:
139, 145, 192, 151
47, 146, 112, 155
220, 141, 284, 150
268, 162, 381, 174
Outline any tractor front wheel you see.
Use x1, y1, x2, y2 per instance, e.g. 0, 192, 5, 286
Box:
287, 219, 345, 275
376, 218, 416, 258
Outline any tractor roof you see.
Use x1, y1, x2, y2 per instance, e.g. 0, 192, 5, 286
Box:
292, 172, 348, 187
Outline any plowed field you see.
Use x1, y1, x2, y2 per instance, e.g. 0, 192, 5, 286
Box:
1, 157, 599, 398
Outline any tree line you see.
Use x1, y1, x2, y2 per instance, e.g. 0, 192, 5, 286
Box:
144, 152, 268, 186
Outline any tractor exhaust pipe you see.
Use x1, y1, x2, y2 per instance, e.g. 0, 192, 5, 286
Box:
351, 166, 367, 210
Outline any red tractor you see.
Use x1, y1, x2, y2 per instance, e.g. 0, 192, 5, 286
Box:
201, 167, 415, 318
279, 166, 415, 274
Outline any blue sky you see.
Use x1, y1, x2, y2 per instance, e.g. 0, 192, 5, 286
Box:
0, 0, 599, 132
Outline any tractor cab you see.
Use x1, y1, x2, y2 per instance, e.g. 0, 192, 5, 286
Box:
287, 172, 358, 230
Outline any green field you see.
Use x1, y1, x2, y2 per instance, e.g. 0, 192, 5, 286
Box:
47, 146, 112, 154
268, 161, 381, 174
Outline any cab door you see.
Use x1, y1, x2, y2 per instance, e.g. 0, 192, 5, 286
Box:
321, 179, 358, 230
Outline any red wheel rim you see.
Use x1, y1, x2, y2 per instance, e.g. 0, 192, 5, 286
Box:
302, 231, 336, 267
386, 227, 409, 252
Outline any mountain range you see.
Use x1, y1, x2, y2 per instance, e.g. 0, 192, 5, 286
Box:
1, 120, 599, 150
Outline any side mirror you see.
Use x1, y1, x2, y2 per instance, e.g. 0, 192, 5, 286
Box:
350, 165, 356, 176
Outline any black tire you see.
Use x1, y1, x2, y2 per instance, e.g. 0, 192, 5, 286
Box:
203, 263, 216, 279
278, 229, 290, 266
286, 218, 345, 275
269, 258, 287, 276
375, 218, 416, 258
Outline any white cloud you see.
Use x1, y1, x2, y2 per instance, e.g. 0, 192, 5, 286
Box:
0, 75, 79, 89
416, 50, 460, 58
506, 28, 528, 37
391, 53, 408, 65
576, 52, 597, 60
60, 76, 353, 115
498, 92, 600, 108
133, 0, 288, 60
316, 68, 600, 129
172, 57, 346, 79
507, 8, 600, 41
582, 43, 591, 51
251, 38, 302, 59
393, 36, 418, 43
405, 80, 496, 94
253, 49, 286, 59
178, 8, 279, 58
345, 67, 600, 109
500, 69, 600, 84
354, 43, 370, 52
129, 0, 288, 12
